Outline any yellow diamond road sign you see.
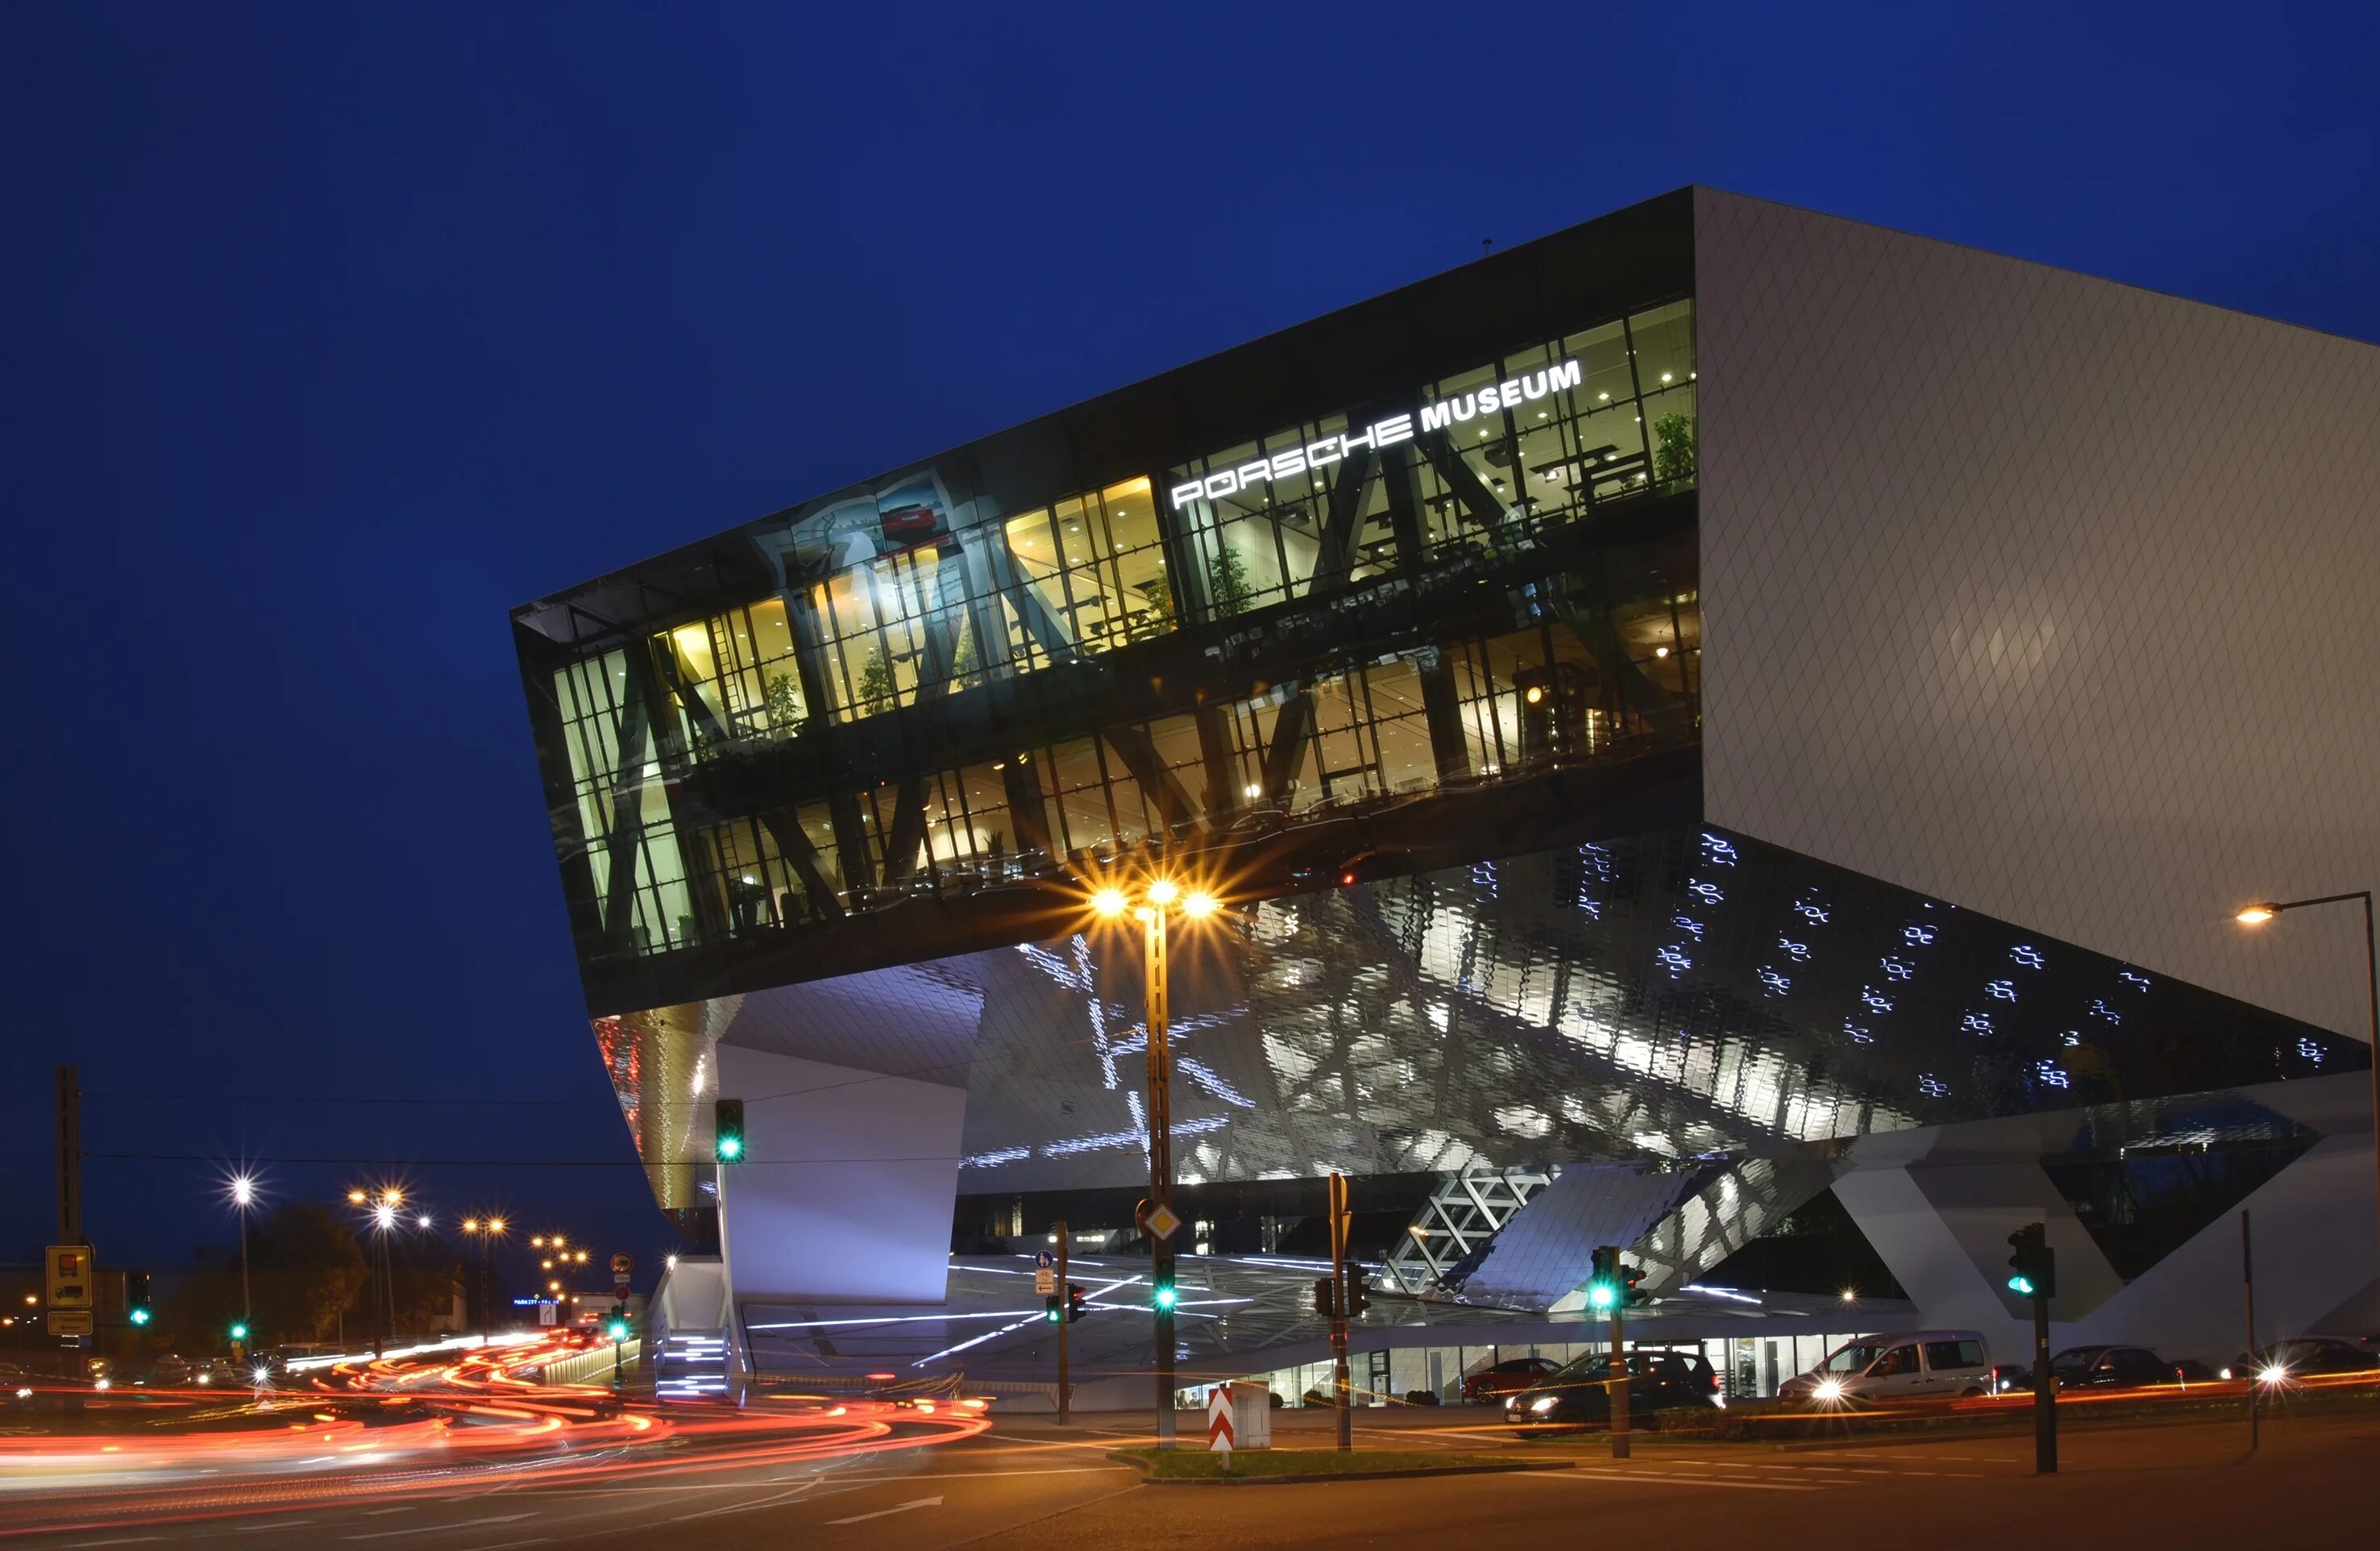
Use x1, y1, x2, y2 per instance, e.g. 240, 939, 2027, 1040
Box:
1146, 1203, 1183, 1241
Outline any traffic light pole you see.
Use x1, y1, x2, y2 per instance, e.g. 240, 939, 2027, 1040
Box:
1056, 1220, 1071, 1426
1144, 909, 1177, 1449
2033, 1290, 2055, 1474
2242, 1209, 2257, 1451
1329, 1172, 1352, 1452
1608, 1304, 1630, 1459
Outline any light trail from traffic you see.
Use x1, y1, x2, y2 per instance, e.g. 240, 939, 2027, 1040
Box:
0, 1336, 987, 1542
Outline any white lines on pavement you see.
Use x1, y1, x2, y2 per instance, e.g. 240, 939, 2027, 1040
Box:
828, 1495, 944, 1525
1522, 1470, 1819, 1493
346, 1512, 533, 1541
61, 1541, 164, 1549
671, 1480, 824, 1522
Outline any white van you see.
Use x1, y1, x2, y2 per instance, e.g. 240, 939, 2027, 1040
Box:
1778, 1331, 1993, 1403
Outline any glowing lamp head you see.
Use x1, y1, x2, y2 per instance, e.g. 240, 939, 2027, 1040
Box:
231, 1175, 256, 1208
1146, 879, 1180, 908
230, 1321, 248, 1341
488, 1218, 505, 1233
1090, 887, 1128, 919
374, 1204, 397, 1230
1524, 684, 1544, 705
463, 1218, 480, 1233
2236, 904, 2278, 925
1182, 890, 1218, 920
416, 1213, 432, 1229
348, 1190, 368, 1204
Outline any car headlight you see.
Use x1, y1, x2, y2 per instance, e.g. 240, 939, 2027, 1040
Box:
2258, 1365, 2288, 1386
1529, 1395, 1561, 1413
1813, 1379, 1842, 1402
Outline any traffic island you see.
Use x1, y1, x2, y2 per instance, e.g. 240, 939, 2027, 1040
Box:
1113, 1447, 1574, 1485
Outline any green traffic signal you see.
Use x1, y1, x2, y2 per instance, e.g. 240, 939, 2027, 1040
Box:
714, 1098, 746, 1164
1588, 1282, 1616, 1311
2007, 1274, 2035, 1296
605, 1317, 630, 1341
1153, 1283, 1178, 1312
230, 1321, 250, 1341
129, 1307, 152, 1326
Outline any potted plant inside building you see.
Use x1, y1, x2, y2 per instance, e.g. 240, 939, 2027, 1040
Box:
1653, 411, 1697, 493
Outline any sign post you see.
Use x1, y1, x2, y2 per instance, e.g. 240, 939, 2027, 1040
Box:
1207, 1384, 1234, 1462
1053, 1226, 1072, 1425
1328, 1171, 1352, 1452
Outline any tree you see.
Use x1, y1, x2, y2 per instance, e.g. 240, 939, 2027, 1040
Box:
1653, 411, 1697, 492
157, 1202, 369, 1350
1205, 543, 1252, 620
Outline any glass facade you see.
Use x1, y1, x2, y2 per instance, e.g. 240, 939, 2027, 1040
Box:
517, 239, 1703, 1004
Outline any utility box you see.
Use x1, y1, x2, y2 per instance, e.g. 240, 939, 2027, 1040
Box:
1230, 1382, 1273, 1449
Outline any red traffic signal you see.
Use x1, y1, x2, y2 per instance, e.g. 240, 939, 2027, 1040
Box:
1065, 1283, 1087, 1324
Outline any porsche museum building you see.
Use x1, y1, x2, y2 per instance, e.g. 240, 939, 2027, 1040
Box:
513, 189, 2380, 1402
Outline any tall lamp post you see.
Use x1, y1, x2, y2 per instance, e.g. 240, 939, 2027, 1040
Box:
2235, 891, 2380, 1261
227, 1175, 257, 1346
1090, 875, 1219, 1449
462, 1218, 506, 1344
349, 1187, 405, 1358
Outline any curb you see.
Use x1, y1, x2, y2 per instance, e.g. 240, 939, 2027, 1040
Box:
1109, 1450, 1576, 1487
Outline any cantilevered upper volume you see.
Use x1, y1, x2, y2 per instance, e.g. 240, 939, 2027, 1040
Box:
517, 189, 2378, 1345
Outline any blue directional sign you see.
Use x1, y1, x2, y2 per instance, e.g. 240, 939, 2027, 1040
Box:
1035, 1250, 1057, 1269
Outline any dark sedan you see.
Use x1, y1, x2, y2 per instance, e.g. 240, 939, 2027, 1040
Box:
2225, 1337, 2380, 1383
1506, 1349, 1721, 1429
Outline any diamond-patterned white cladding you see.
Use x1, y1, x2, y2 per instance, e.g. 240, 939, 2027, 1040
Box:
1696, 189, 2380, 1038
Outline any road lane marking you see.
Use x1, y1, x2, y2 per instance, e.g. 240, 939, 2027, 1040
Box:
346, 1512, 533, 1541
231, 1524, 313, 1533
828, 1495, 945, 1525
61, 1541, 164, 1549
1522, 1470, 1818, 1492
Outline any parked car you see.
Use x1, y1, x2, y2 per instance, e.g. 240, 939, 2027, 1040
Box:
1778, 1331, 1994, 1403
2224, 1337, 2380, 1383
1461, 1356, 1561, 1403
1506, 1349, 1720, 1428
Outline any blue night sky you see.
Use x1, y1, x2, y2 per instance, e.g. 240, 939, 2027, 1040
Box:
3, 2, 2376, 1280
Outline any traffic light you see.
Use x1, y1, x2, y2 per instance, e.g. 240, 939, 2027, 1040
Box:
1619, 1262, 1650, 1309
1587, 1245, 1622, 1312
1313, 1277, 1335, 1318
1044, 1293, 1062, 1324
1066, 1283, 1087, 1324
229, 1320, 249, 1342
2007, 1223, 2056, 1299
125, 1270, 152, 1326
604, 1308, 631, 1342
1344, 1277, 1369, 1320
1153, 1275, 1178, 1312
713, 1099, 746, 1163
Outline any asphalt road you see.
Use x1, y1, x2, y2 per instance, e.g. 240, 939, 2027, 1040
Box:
7, 1407, 2374, 1550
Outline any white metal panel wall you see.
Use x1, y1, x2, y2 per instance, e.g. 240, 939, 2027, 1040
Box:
1696, 189, 2380, 1037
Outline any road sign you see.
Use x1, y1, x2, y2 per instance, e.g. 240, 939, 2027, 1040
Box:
1145, 1203, 1182, 1242
44, 1245, 92, 1310
48, 1309, 93, 1337
1035, 1267, 1056, 1295
611, 1251, 634, 1291
538, 1301, 558, 1327
1034, 1250, 1056, 1270
1207, 1385, 1234, 1457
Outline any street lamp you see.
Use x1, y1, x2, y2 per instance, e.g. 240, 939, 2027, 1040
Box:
2234, 890, 2378, 1260
462, 1217, 507, 1345
351, 1187, 409, 1358
1088, 873, 1223, 1448
226, 1174, 258, 1351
